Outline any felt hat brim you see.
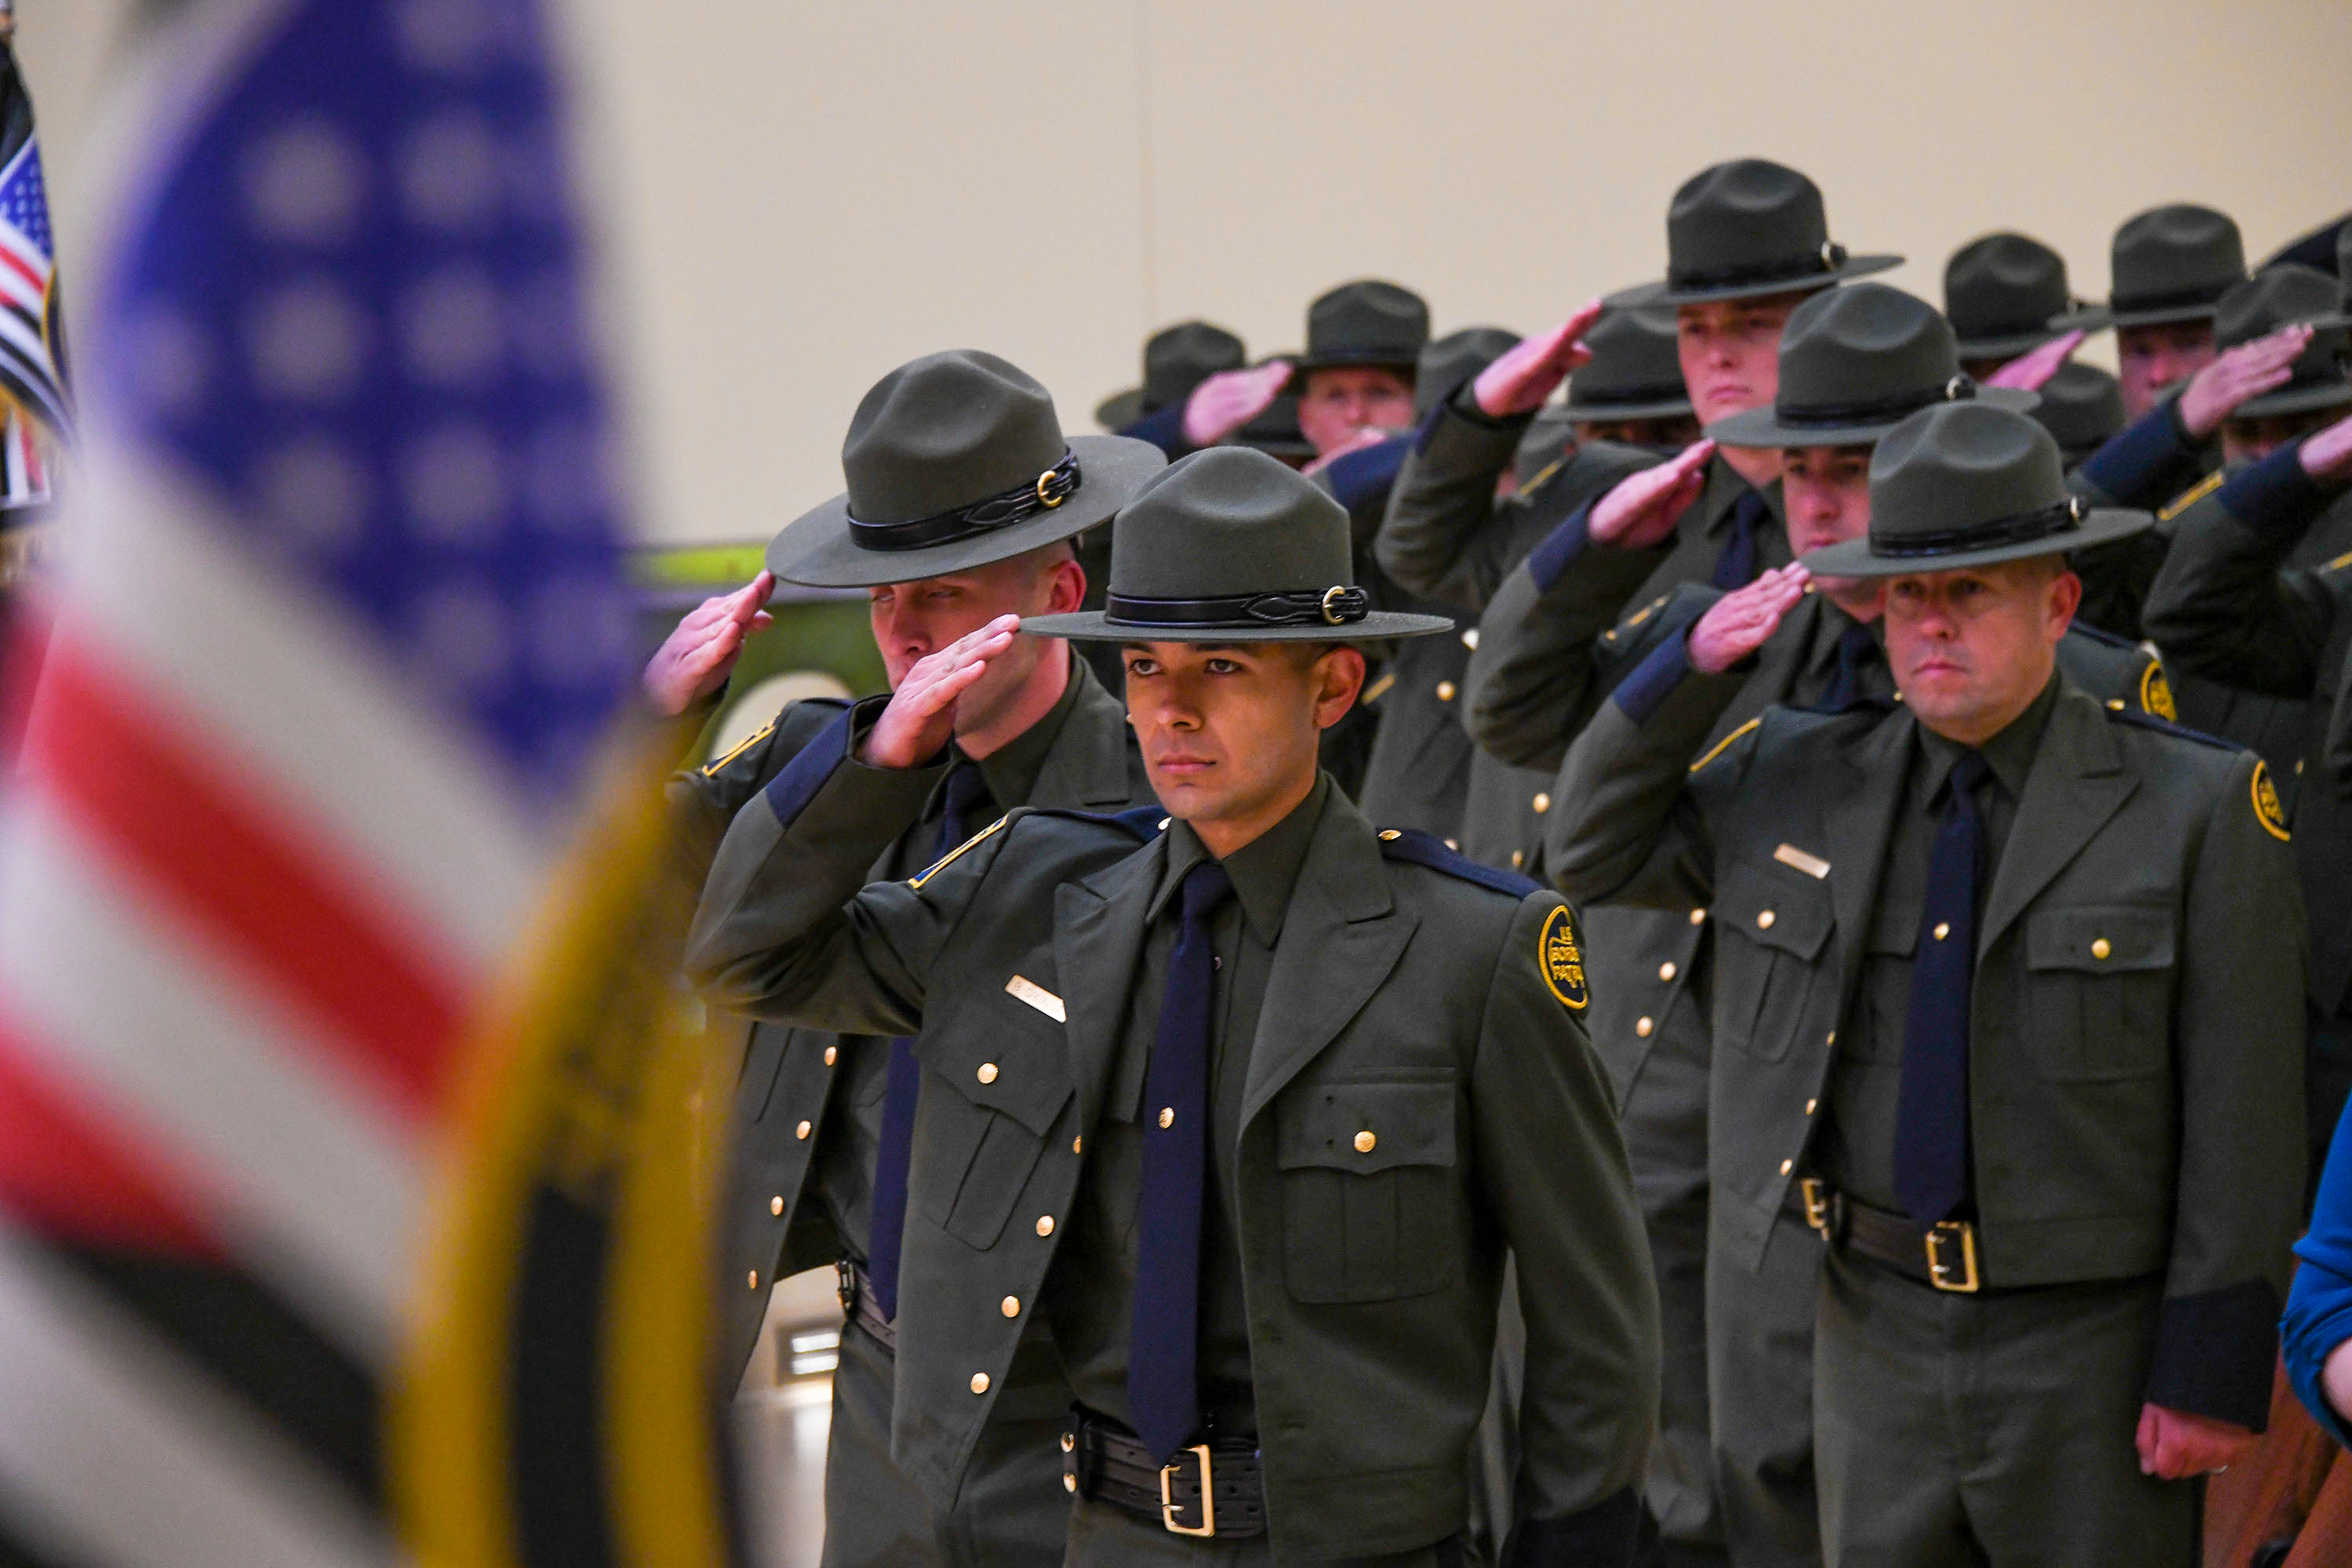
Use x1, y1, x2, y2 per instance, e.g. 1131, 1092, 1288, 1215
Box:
2049, 299, 2226, 335
2230, 378, 2352, 420
1288, 350, 1421, 377
769, 434, 1165, 588
1800, 506, 2152, 578
1018, 608, 1454, 643
1558, 391, 1697, 422
1709, 386, 2038, 449
1094, 387, 1145, 431
1954, 325, 2071, 362
1608, 252, 1903, 310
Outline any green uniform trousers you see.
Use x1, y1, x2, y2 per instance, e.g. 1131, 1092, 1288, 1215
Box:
823, 1321, 1070, 1568
1063, 1496, 1464, 1566
1813, 1249, 2198, 1568
1705, 1211, 1821, 1568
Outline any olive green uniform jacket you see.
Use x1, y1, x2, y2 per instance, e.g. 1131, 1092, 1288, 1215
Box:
1547, 671, 2306, 1432
684, 707, 1661, 1563
673, 656, 1152, 1385
2142, 456, 2352, 1018
1374, 392, 1657, 869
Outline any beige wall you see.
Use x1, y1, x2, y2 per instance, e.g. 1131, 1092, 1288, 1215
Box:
24, 1, 2352, 548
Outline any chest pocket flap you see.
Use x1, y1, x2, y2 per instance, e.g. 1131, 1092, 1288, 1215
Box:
927, 992, 1073, 1138
1277, 1080, 1457, 1174
2025, 905, 2175, 974
1716, 858, 1834, 962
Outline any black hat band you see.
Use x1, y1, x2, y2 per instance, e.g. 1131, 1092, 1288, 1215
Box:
1105, 585, 1370, 630
1573, 379, 1692, 412
1775, 376, 1976, 432
2108, 281, 2231, 316
1867, 496, 2082, 560
1668, 241, 1846, 293
846, 451, 1081, 552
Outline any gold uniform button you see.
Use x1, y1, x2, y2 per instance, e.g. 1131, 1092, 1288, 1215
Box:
1379, 829, 1401, 840
1073, 1136, 1083, 1154
769, 1196, 784, 1216
1533, 792, 1552, 814
1933, 922, 1951, 942
2091, 938, 2111, 960
1158, 817, 1171, 830
2296, 758, 2306, 776
1780, 1159, 1794, 1176
1806, 1098, 1818, 1115
1827, 1030, 1836, 1046
1036, 1215, 1055, 1237
1690, 907, 1707, 925
970, 1373, 990, 1395
1636, 1016, 1654, 1038
1444, 837, 1459, 851
1658, 961, 1677, 982
1000, 1296, 1021, 1319
1510, 849, 1526, 869
795, 1120, 811, 1140
823, 1045, 837, 1066
1756, 909, 1776, 930
1061, 1432, 1076, 1453
1436, 681, 1457, 702
1159, 1107, 1175, 1129
2107, 699, 2125, 711
747, 1270, 759, 1289
1462, 628, 1479, 650
1354, 1130, 1377, 1154
1063, 1473, 1077, 1494
977, 1062, 1000, 1084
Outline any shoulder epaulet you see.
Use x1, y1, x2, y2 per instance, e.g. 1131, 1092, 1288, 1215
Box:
1374, 827, 1539, 897
2063, 620, 2136, 651
2158, 469, 2225, 523
2103, 705, 2237, 750
698, 695, 850, 778
1521, 456, 1567, 496
1025, 803, 1168, 840
1800, 691, 1902, 717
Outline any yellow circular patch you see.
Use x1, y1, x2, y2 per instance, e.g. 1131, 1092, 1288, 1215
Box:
1537, 903, 1589, 1011
2139, 662, 2176, 722
2252, 760, 2290, 842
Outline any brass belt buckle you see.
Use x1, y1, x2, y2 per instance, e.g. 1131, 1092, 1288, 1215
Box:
1925, 1220, 1980, 1293
1160, 1443, 1215, 1536
1799, 1177, 1833, 1236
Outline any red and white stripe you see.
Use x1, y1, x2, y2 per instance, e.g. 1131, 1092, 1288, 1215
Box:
0, 217, 48, 318
0, 448, 555, 1330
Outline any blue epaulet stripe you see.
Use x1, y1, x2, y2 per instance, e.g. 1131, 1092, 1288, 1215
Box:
2105, 707, 2236, 749
1377, 827, 1541, 896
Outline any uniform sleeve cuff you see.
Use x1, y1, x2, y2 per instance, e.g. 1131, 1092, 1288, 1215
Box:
760, 703, 857, 826
1323, 433, 1411, 512
1526, 503, 1595, 593
2217, 441, 2328, 537
1120, 402, 1194, 461
2143, 1279, 2281, 1432
2078, 397, 2205, 510
1445, 380, 1537, 434
1503, 1486, 1642, 1566
1612, 631, 1693, 724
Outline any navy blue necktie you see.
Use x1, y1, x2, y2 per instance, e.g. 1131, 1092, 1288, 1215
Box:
1819, 623, 1880, 711
1894, 750, 1991, 1227
866, 760, 992, 1321
1128, 858, 1232, 1462
1710, 488, 1769, 590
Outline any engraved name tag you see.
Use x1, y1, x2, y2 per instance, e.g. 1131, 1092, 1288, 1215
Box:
1773, 843, 1831, 880
1004, 974, 1065, 1022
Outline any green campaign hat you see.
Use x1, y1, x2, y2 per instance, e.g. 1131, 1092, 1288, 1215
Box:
1291, 280, 1431, 375
1022, 447, 1453, 643
1559, 305, 1694, 423
1415, 326, 1521, 417
1708, 283, 2034, 449
2055, 205, 2246, 332
2028, 361, 2126, 465
1944, 233, 2078, 361
1094, 320, 1247, 430
2210, 265, 2352, 419
1612, 159, 1900, 309
1802, 402, 2149, 578
771, 350, 1165, 588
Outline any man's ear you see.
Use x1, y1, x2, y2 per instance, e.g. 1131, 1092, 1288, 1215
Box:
1044, 554, 1087, 615
2048, 568, 2083, 641
1310, 644, 1367, 731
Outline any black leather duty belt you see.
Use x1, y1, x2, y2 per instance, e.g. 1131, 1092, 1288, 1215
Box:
836, 1259, 896, 1352
1063, 1406, 1266, 1537
1790, 1178, 1984, 1294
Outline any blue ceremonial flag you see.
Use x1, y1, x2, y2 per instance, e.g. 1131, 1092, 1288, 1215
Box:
0, 2, 735, 1566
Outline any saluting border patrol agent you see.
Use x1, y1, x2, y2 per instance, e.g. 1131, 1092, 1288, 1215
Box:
672, 350, 1163, 1568
1540, 282, 2170, 1568
686, 445, 1660, 1566
1551, 401, 2305, 1566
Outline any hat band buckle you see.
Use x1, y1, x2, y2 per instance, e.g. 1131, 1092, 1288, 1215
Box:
1774, 376, 1976, 431
1668, 240, 1846, 292
1866, 496, 2083, 561
1104, 585, 1370, 631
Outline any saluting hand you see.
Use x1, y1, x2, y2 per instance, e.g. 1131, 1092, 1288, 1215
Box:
858, 615, 1022, 770
1301, 423, 1392, 477
1688, 564, 1811, 673
1183, 361, 1293, 448
2135, 1403, 2255, 1480
2299, 408, 2352, 485
641, 571, 775, 717
1981, 329, 2085, 393
1589, 439, 1717, 550
1472, 298, 1604, 417
2178, 324, 2314, 439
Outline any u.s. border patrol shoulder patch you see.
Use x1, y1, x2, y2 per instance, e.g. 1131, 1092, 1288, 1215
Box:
1537, 903, 1589, 1011
2252, 760, 2290, 842
2140, 661, 2176, 721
